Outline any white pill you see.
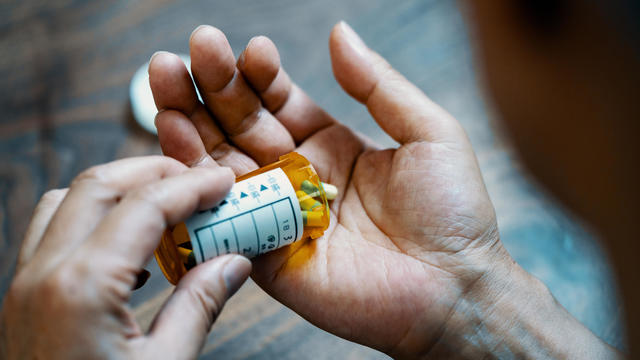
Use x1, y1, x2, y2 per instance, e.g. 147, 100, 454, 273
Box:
321, 182, 339, 200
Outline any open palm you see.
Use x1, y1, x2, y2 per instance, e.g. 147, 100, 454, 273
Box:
150, 23, 505, 357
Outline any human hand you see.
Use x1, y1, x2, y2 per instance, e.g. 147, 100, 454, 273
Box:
0, 157, 251, 359
148, 23, 524, 357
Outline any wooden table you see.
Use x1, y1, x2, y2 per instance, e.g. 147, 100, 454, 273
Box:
0, 0, 625, 357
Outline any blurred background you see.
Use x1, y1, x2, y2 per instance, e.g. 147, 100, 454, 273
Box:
0, 0, 624, 358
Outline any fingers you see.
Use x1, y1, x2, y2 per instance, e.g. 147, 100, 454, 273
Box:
237, 36, 335, 142
189, 26, 295, 165
155, 109, 214, 167
82, 166, 234, 269
147, 255, 251, 359
31, 157, 188, 269
154, 110, 258, 175
329, 22, 467, 145
152, 27, 343, 173
149, 52, 258, 175
17, 188, 68, 271
148, 51, 199, 115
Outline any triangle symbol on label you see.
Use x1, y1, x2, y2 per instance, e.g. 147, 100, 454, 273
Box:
240, 192, 248, 198
260, 184, 268, 191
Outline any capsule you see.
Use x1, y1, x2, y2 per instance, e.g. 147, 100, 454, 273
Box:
297, 190, 323, 211
301, 180, 320, 196
302, 210, 325, 227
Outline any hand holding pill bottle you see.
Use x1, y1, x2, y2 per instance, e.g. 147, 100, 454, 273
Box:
155, 152, 337, 284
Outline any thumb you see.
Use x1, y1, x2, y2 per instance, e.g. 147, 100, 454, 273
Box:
329, 21, 466, 145
146, 255, 251, 359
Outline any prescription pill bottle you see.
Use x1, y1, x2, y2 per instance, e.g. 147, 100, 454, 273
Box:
155, 152, 330, 284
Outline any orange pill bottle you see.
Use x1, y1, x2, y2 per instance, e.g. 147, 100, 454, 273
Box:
154, 152, 330, 284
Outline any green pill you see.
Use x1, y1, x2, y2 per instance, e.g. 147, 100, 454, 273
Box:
301, 180, 320, 196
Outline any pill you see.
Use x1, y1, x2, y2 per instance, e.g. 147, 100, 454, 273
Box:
302, 210, 324, 227
301, 180, 320, 196
321, 182, 338, 200
177, 247, 192, 260
297, 190, 322, 211
177, 247, 196, 269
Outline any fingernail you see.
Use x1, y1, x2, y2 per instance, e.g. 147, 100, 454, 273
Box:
190, 24, 209, 42
339, 21, 367, 55
237, 48, 247, 68
149, 51, 163, 65
223, 256, 252, 296
237, 36, 257, 68
153, 109, 165, 127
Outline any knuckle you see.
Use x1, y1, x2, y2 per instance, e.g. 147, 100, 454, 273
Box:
126, 184, 168, 221
152, 154, 184, 170
209, 142, 235, 161
72, 164, 109, 188
228, 107, 262, 137
39, 188, 67, 205
5, 276, 29, 304
129, 183, 161, 206
40, 264, 89, 307
41, 268, 70, 297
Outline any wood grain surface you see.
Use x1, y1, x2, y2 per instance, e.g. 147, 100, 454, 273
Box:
0, 0, 625, 358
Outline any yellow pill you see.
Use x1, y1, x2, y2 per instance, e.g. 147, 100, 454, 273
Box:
302, 210, 324, 227
177, 247, 191, 260
177, 247, 196, 269
297, 190, 322, 210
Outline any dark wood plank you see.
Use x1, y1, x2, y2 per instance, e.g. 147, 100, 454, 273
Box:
0, 0, 624, 356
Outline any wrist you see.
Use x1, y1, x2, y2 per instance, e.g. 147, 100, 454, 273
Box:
421, 249, 621, 359
430, 256, 546, 358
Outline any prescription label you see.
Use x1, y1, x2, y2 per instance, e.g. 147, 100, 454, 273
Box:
186, 168, 303, 264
